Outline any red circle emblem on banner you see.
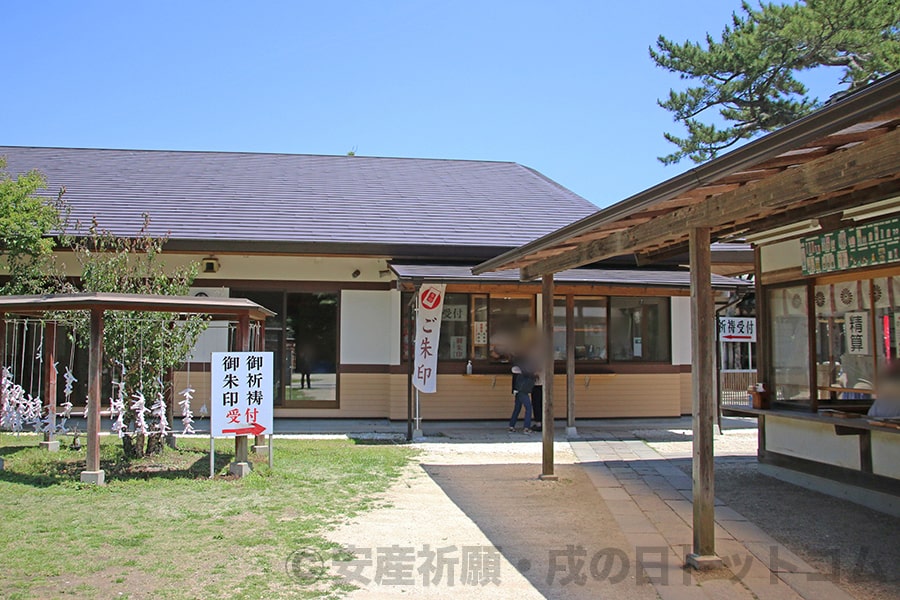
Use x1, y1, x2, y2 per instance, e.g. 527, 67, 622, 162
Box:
421, 288, 442, 310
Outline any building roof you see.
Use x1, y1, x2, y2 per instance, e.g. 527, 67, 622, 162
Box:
390, 263, 750, 290
0, 147, 597, 259
475, 71, 900, 278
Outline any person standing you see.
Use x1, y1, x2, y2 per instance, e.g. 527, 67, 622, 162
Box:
508, 363, 534, 434
531, 366, 544, 432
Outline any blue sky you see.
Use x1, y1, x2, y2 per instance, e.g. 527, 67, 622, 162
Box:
2, 1, 843, 207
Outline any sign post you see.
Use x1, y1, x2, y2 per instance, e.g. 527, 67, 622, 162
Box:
211, 351, 274, 477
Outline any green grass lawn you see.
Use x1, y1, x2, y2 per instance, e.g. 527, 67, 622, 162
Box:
0, 433, 413, 599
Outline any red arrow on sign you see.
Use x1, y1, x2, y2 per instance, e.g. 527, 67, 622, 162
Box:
222, 422, 267, 436
721, 334, 753, 340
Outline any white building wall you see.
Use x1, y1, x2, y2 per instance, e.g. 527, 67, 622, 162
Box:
340, 290, 399, 365
670, 296, 692, 365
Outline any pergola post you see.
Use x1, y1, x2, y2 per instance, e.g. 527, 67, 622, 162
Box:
80, 308, 105, 485
686, 227, 722, 569
565, 294, 577, 437
40, 322, 59, 451
540, 274, 557, 480
0, 313, 5, 470
230, 313, 252, 477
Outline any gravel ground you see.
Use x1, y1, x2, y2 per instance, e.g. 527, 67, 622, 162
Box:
630, 426, 900, 600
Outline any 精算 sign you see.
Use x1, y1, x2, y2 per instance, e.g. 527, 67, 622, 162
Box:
211, 352, 274, 437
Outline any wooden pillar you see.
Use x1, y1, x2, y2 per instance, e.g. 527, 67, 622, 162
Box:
687, 227, 721, 569
81, 308, 105, 484
565, 294, 576, 435
540, 274, 557, 480
41, 322, 59, 450
233, 314, 251, 466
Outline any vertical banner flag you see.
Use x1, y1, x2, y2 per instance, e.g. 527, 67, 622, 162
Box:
413, 284, 446, 393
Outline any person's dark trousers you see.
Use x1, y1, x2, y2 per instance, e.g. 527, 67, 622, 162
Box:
509, 391, 533, 429
531, 385, 543, 424
301, 372, 311, 388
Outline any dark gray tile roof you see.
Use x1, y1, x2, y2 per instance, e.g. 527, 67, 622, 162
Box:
390, 264, 751, 289
0, 146, 597, 251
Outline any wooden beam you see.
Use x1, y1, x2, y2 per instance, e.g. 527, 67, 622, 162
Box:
522, 127, 900, 279
687, 227, 721, 569
540, 274, 556, 479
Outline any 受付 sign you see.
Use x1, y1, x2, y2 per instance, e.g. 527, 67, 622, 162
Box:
211, 352, 274, 437
413, 284, 446, 394
717, 317, 757, 342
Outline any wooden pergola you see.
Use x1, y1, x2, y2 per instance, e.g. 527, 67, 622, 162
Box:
0, 292, 274, 484
474, 72, 900, 568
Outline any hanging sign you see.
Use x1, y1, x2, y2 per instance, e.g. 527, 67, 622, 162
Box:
845, 312, 870, 355
413, 284, 446, 394
211, 352, 274, 437
801, 216, 900, 275
717, 317, 757, 342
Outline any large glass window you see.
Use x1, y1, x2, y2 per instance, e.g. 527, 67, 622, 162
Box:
815, 280, 874, 400
489, 296, 533, 362
609, 297, 670, 361
769, 285, 810, 402
552, 296, 608, 361
285, 292, 338, 404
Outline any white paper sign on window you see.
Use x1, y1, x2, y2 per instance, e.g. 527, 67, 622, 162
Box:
845, 312, 869, 355
474, 321, 488, 345
413, 284, 446, 394
442, 305, 467, 322
449, 336, 466, 359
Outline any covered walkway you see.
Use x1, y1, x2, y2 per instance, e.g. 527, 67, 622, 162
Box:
321, 420, 884, 599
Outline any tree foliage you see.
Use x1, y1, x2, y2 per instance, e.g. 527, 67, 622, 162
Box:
651, 0, 900, 164
60, 217, 208, 456
0, 158, 64, 294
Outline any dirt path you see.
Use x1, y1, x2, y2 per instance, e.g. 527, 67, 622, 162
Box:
327, 440, 657, 599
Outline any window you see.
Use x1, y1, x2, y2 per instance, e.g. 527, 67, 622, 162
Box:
609, 297, 670, 362
285, 292, 338, 404
438, 293, 469, 360
552, 296, 608, 361
489, 296, 533, 362
815, 280, 874, 398
769, 285, 810, 402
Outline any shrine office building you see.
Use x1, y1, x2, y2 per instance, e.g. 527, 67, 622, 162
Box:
0, 146, 749, 421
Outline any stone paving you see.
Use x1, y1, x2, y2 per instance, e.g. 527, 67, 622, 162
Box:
572, 434, 856, 600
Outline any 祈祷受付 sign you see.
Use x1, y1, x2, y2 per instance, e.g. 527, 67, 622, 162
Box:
211, 352, 274, 437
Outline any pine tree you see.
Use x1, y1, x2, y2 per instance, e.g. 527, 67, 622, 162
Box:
651, 0, 900, 164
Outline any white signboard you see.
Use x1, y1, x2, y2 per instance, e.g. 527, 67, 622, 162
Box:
413, 284, 446, 394
717, 317, 757, 342
845, 312, 869, 355
211, 352, 274, 437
